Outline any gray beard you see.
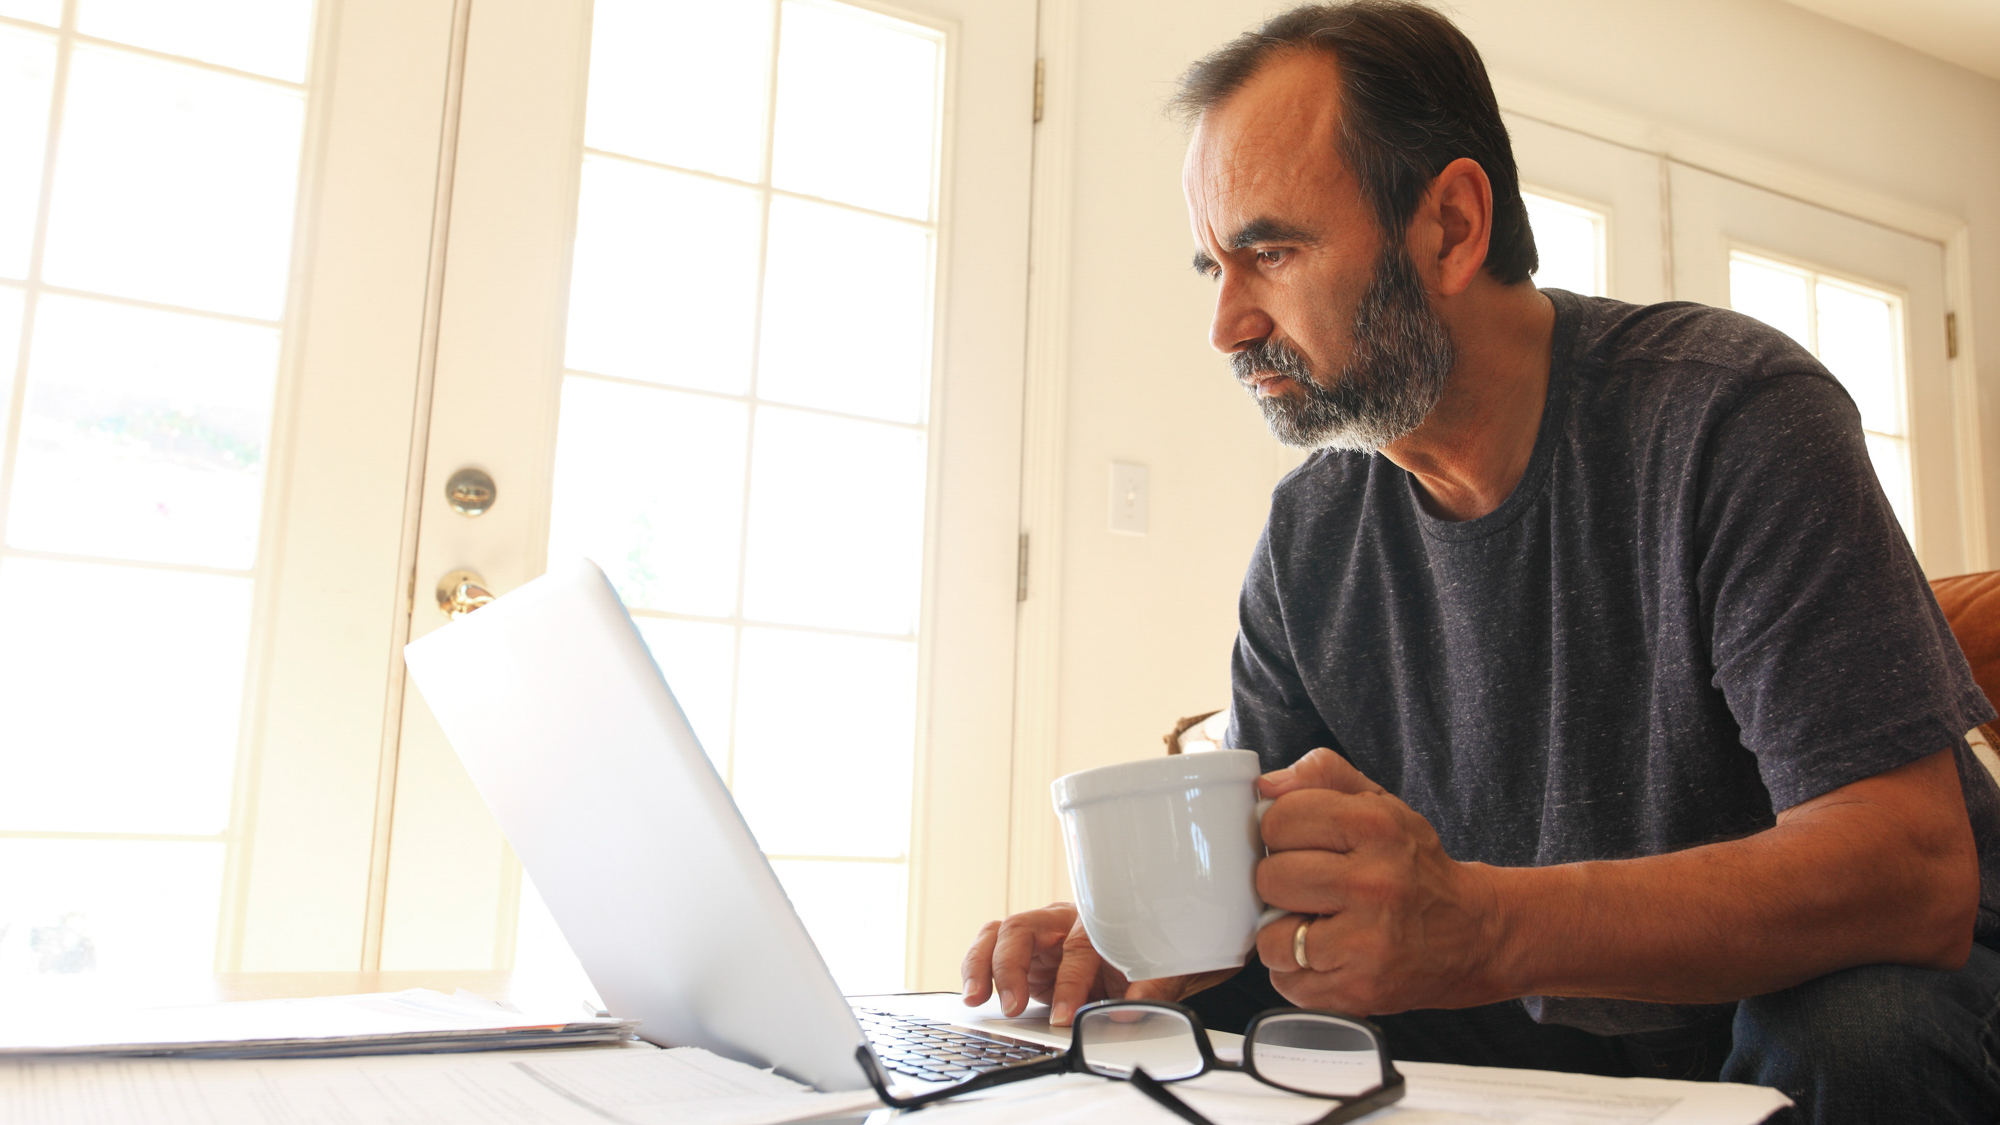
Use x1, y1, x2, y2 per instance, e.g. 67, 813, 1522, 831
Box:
1232, 245, 1455, 454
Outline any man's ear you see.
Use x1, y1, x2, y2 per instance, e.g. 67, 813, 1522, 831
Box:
1411, 156, 1493, 297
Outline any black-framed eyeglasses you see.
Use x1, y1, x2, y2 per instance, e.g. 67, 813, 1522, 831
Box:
856, 1000, 1405, 1124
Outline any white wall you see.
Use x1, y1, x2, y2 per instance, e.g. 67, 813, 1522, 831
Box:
1036, 0, 2000, 873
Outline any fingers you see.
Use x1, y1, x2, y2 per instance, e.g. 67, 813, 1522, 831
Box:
1048, 918, 1108, 1026
1121, 977, 1179, 1002
1255, 911, 1315, 974
1259, 787, 1414, 853
1176, 965, 1248, 1000
1261, 911, 1396, 1017
978, 904, 1075, 1016
1258, 747, 1388, 799
1122, 966, 1240, 1006
960, 920, 1000, 1006
1255, 848, 1350, 916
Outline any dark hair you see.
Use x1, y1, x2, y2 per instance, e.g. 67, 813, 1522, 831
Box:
1172, 1, 1537, 285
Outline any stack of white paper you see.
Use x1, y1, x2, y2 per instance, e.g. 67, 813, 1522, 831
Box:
913, 1061, 1791, 1124
0, 1045, 883, 1125
0, 988, 638, 1059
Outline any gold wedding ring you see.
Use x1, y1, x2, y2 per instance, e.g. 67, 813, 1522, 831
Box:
1292, 916, 1313, 972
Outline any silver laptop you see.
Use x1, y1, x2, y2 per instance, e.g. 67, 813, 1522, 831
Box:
403, 559, 1067, 1093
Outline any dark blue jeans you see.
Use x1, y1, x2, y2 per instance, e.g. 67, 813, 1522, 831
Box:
1186, 945, 2000, 1124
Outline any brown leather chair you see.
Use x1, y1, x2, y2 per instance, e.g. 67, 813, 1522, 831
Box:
1933, 570, 2000, 745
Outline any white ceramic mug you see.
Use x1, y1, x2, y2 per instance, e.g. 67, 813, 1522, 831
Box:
1050, 749, 1287, 981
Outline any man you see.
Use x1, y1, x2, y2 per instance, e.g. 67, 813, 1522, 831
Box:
960, 4, 2000, 1122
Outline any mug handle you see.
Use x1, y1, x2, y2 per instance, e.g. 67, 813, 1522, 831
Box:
1252, 798, 1289, 930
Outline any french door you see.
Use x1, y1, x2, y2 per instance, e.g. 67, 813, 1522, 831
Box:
0, 0, 1032, 994
379, 0, 1036, 992
0, 0, 462, 982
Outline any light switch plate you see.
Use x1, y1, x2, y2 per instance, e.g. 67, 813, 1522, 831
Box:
1109, 462, 1148, 535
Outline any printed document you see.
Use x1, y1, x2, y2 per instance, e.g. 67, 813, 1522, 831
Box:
916, 1061, 1790, 1124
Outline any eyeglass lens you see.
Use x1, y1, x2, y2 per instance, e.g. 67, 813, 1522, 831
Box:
1246, 1013, 1383, 1098
1075, 1005, 1206, 1080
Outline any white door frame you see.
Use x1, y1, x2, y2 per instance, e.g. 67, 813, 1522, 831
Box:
227, 0, 462, 972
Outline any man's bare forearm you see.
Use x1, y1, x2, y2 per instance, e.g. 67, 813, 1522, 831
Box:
1481, 748, 1978, 1005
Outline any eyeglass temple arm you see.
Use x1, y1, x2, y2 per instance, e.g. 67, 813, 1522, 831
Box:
1131, 1066, 1408, 1125
1129, 1067, 1219, 1125
854, 1045, 1070, 1109
1313, 1075, 1407, 1125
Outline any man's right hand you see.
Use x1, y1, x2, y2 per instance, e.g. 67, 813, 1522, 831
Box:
959, 902, 1235, 1026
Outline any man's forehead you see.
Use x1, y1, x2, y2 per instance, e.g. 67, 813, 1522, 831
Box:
1184, 51, 1351, 243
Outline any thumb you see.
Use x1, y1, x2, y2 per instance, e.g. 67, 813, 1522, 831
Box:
1049, 922, 1110, 1026
1121, 975, 1187, 1003
1259, 746, 1386, 798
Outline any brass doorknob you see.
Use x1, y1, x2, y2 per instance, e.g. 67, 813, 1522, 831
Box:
436, 569, 495, 619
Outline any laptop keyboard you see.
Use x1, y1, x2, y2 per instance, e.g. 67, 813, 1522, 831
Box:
852, 1005, 1061, 1083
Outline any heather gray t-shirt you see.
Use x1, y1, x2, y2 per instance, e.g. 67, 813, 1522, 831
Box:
1228, 289, 2000, 1036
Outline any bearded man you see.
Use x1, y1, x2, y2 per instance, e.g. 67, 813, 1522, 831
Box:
961, 4, 2000, 1123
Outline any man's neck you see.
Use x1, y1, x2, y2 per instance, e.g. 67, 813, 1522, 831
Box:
1381, 284, 1557, 522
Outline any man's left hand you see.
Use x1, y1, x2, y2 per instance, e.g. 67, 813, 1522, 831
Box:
1254, 747, 1511, 1015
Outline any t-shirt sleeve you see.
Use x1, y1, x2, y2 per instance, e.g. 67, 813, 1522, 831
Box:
1696, 370, 1994, 811
1228, 524, 1338, 773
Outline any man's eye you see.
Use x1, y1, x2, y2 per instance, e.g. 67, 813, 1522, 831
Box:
1256, 249, 1287, 266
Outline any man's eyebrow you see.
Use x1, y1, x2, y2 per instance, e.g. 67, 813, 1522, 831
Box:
1228, 218, 1318, 250
1191, 219, 1318, 275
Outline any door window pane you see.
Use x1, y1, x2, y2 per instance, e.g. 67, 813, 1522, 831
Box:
0, 26, 55, 281
1865, 433, 1913, 544
0, 283, 20, 402
732, 627, 917, 859
741, 407, 925, 635
1521, 191, 1606, 297
1816, 280, 1901, 434
79, 0, 315, 83
0, 840, 225, 978
41, 45, 304, 319
758, 197, 932, 423
769, 859, 906, 994
584, 0, 771, 182
549, 377, 749, 617
0, 0, 59, 25
8, 294, 278, 568
633, 616, 737, 777
0, 558, 251, 835
565, 156, 762, 394
771, 0, 939, 220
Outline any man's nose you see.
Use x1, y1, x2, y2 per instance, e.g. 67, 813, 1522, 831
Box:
1209, 270, 1273, 355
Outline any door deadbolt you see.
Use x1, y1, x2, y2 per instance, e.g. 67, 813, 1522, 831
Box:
445, 467, 496, 516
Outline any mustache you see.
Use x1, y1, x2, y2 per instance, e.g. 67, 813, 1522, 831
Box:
1229, 241, 1454, 454
1231, 337, 1316, 386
